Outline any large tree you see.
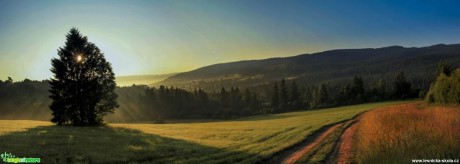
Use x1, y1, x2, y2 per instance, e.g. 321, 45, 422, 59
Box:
49, 28, 118, 126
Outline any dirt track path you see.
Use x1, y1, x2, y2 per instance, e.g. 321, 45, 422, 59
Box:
335, 122, 358, 164
280, 123, 342, 164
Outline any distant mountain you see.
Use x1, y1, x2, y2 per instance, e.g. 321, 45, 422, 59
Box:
116, 73, 178, 86
156, 44, 460, 91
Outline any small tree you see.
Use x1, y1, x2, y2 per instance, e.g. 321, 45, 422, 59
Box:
49, 28, 118, 126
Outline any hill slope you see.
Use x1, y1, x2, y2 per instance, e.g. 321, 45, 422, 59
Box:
116, 73, 178, 86
157, 44, 460, 90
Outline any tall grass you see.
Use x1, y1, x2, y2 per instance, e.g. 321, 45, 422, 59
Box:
356, 103, 460, 163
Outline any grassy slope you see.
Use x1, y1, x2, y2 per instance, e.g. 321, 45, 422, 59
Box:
0, 101, 404, 163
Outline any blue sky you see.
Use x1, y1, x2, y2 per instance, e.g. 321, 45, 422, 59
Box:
1, 0, 460, 80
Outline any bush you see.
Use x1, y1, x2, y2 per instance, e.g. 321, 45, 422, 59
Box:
426, 69, 460, 105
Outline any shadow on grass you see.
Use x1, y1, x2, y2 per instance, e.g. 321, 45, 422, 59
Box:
0, 125, 258, 163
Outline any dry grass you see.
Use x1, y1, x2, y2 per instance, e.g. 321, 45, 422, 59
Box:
356, 102, 460, 163
0, 120, 51, 135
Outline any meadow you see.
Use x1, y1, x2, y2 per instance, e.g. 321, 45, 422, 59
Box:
355, 103, 460, 163
0, 101, 404, 163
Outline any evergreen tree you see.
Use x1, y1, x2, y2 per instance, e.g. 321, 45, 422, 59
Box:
393, 71, 412, 99
244, 88, 252, 105
290, 80, 301, 110
337, 83, 351, 104
351, 76, 365, 103
219, 87, 229, 107
279, 78, 289, 111
311, 83, 328, 108
369, 78, 386, 101
271, 82, 279, 112
49, 28, 118, 126
376, 78, 386, 98
303, 85, 314, 108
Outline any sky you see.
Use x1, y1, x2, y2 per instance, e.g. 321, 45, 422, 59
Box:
1, 0, 460, 80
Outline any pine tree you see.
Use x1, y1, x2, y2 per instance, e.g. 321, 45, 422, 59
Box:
219, 87, 229, 107
311, 83, 328, 108
290, 80, 301, 110
393, 71, 412, 99
244, 88, 252, 105
279, 78, 289, 111
49, 28, 118, 126
351, 76, 365, 103
271, 83, 279, 113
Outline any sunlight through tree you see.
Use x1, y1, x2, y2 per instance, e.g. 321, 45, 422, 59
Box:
49, 28, 118, 126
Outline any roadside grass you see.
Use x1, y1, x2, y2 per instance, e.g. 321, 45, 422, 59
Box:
0, 101, 405, 163
355, 103, 460, 163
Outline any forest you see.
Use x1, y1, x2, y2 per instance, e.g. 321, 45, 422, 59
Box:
0, 68, 421, 122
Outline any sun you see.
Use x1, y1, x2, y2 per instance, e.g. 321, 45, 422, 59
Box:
77, 55, 82, 62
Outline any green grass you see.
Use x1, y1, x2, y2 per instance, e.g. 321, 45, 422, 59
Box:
295, 120, 353, 164
0, 101, 405, 163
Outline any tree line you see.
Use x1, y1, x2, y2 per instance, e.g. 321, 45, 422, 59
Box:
0, 70, 420, 122
268, 72, 417, 111
117, 70, 419, 122
137, 86, 262, 121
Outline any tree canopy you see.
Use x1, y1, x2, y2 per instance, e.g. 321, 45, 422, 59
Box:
49, 28, 118, 126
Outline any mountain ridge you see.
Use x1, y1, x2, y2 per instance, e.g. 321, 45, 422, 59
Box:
155, 44, 460, 91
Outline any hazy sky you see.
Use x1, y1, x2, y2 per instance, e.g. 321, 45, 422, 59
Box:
1, 0, 460, 80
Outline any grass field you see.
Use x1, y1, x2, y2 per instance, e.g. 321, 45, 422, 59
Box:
0, 101, 404, 163
295, 120, 353, 164
355, 103, 460, 163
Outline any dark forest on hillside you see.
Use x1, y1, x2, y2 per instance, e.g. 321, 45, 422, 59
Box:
157, 44, 460, 91
0, 69, 421, 122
